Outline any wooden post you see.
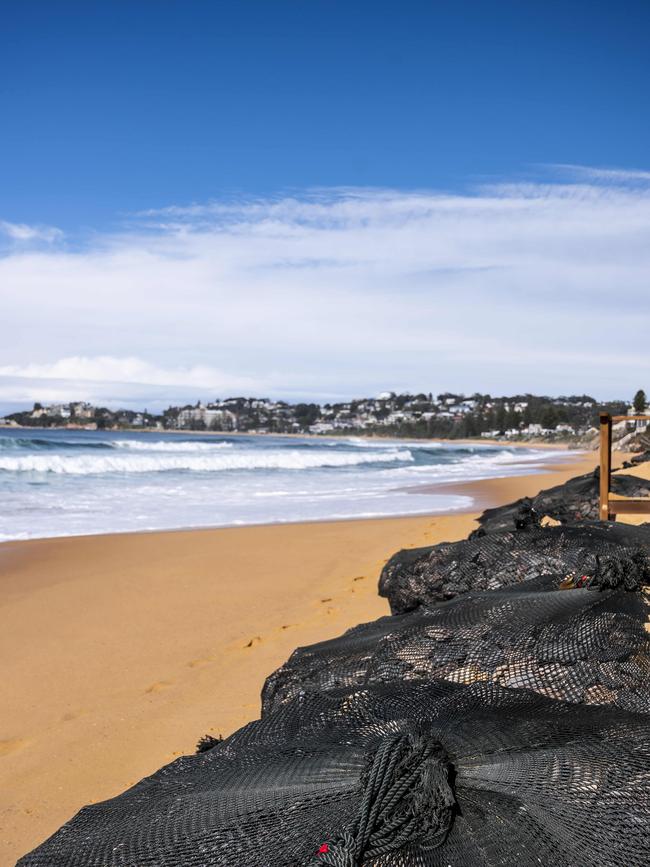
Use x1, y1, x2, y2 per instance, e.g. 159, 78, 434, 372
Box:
599, 412, 612, 521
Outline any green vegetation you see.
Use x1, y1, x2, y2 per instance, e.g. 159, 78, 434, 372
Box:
633, 389, 647, 414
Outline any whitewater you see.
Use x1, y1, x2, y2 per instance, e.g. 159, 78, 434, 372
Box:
0, 429, 568, 541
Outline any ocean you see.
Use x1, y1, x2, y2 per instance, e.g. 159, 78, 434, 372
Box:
0, 428, 569, 542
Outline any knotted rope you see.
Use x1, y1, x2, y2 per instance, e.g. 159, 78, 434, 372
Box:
307, 730, 455, 866
590, 549, 649, 591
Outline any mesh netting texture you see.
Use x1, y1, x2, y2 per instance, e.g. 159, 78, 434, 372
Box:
379, 521, 650, 613
19, 681, 650, 867
263, 583, 650, 716
472, 469, 650, 534
17, 513, 650, 866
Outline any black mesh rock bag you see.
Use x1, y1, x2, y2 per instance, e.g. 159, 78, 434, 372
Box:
19, 681, 650, 866
473, 469, 650, 534
379, 521, 650, 614
263, 583, 650, 716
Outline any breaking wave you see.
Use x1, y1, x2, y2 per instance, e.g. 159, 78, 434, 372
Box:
0, 435, 235, 452
0, 436, 108, 451
111, 439, 233, 452
0, 447, 414, 475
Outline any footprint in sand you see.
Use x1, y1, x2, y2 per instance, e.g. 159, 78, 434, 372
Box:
243, 636, 262, 648
187, 658, 214, 668
145, 681, 174, 694
0, 737, 31, 757
353, 575, 366, 582
320, 597, 332, 603
60, 710, 89, 722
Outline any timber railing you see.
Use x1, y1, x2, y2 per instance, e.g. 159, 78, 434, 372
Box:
599, 413, 650, 521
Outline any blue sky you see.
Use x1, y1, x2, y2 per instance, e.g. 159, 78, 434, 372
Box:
4, 0, 650, 230
1, 1, 650, 409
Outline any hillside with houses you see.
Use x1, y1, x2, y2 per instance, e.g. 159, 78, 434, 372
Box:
3, 391, 646, 443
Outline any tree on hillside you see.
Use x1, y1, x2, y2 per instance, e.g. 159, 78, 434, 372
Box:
294, 403, 320, 428
541, 406, 558, 430
633, 389, 647, 413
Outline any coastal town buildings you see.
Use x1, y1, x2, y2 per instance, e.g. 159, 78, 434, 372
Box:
3, 392, 638, 443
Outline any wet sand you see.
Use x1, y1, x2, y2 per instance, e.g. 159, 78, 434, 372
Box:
0, 446, 619, 863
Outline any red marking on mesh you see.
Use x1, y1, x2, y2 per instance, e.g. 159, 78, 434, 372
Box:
318, 843, 329, 854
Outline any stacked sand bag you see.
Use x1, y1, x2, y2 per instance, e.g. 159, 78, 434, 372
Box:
19, 475, 650, 867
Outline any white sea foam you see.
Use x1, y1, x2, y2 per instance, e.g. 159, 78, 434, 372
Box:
0, 429, 574, 542
388, 448, 564, 477
110, 439, 233, 452
0, 447, 413, 475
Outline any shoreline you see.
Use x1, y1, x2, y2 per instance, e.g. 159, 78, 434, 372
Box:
0, 466, 573, 546
0, 434, 585, 546
0, 446, 603, 862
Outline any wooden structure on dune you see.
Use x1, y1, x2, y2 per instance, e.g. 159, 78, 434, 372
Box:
599, 412, 650, 520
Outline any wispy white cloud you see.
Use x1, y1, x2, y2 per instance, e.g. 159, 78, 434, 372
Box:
0, 220, 63, 244
0, 356, 257, 389
1, 170, 650, 408
550, 163, 650, 183
0, 357, 264, 409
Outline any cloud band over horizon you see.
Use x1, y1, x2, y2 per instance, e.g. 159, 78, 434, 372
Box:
2, 168, 650, 411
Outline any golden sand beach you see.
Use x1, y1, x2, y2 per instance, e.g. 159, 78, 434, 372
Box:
3, 446, 646, 864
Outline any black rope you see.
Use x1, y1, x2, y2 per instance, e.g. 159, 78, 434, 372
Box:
588, 549, 649, 591
307, 730, 455, 866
